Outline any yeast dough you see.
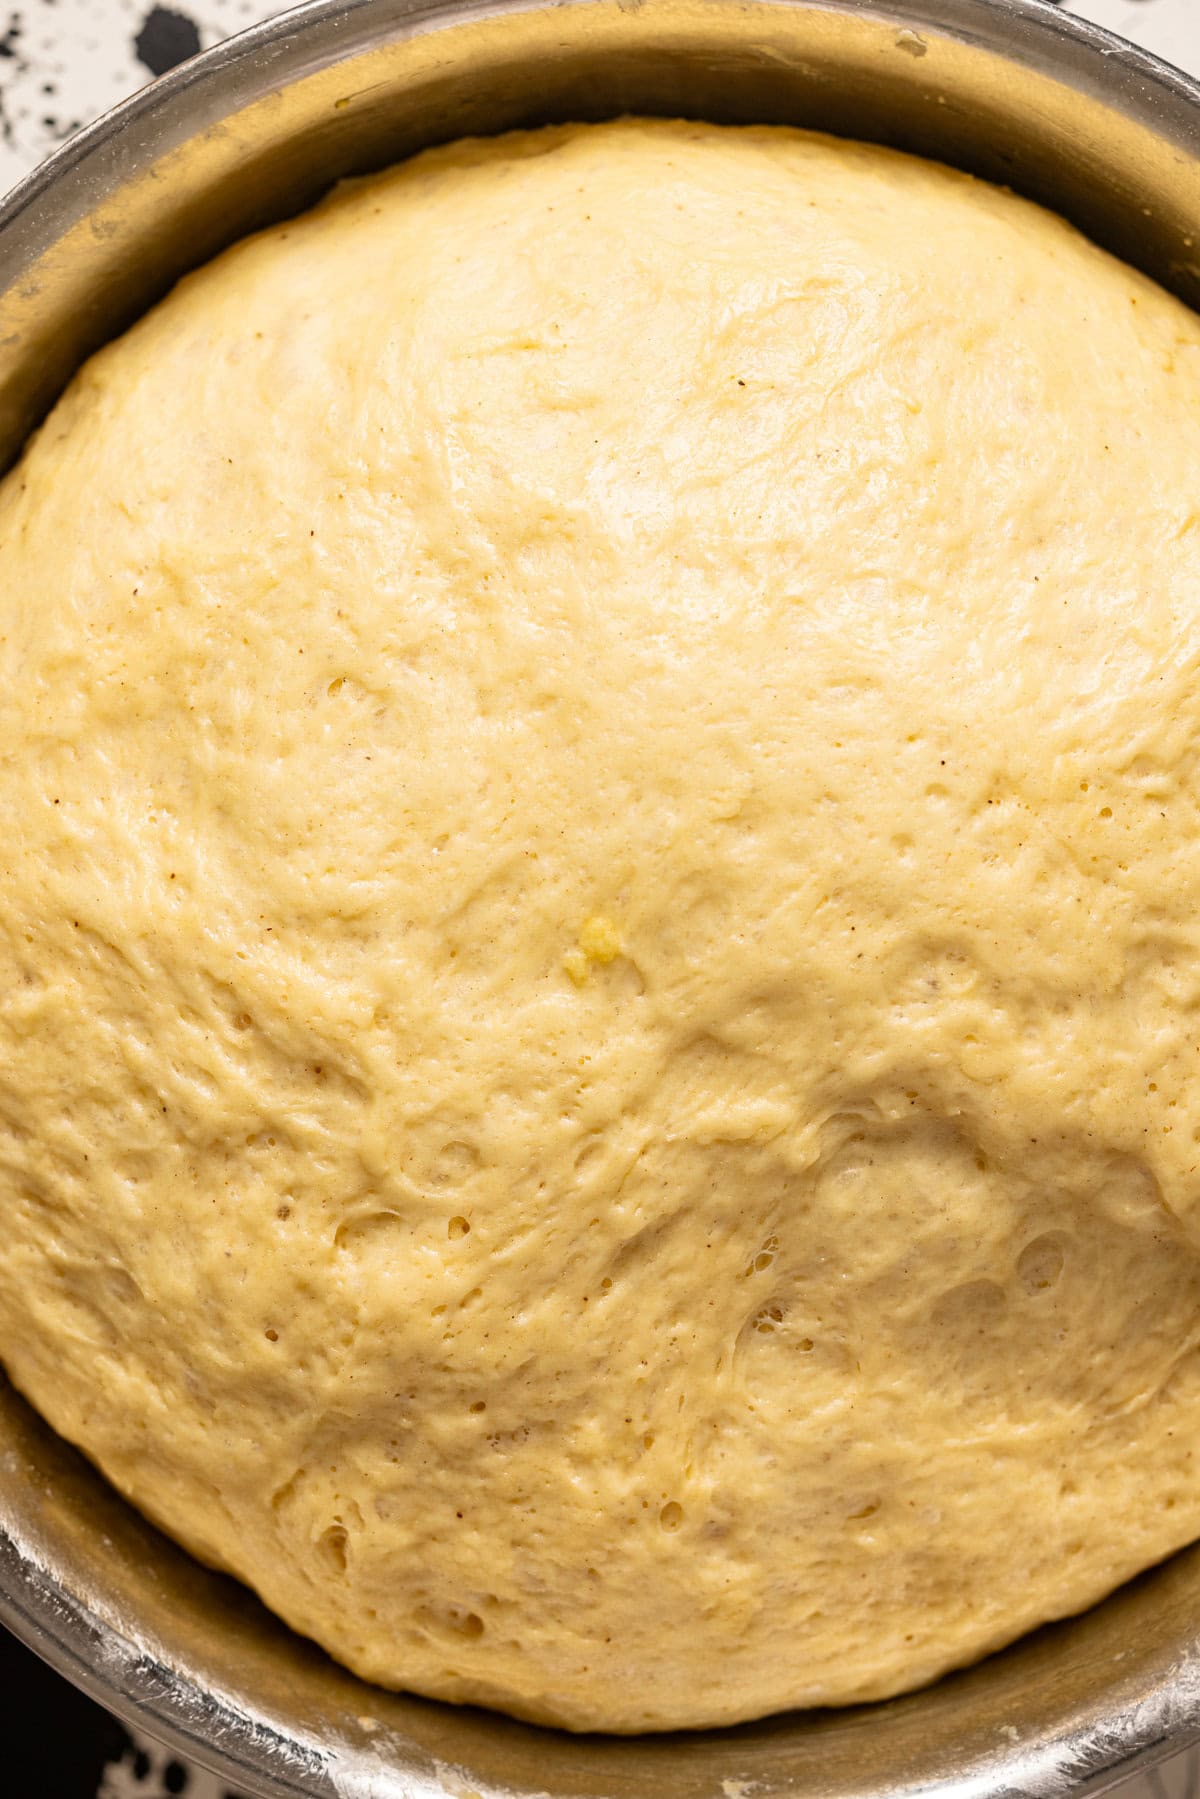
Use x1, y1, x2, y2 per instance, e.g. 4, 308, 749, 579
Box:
2, 120, 1200, 1731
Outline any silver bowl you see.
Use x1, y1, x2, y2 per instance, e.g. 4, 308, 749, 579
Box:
2, 1, 1200, 1793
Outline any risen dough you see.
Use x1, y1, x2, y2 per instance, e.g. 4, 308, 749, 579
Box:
2, 119, 1200, 1733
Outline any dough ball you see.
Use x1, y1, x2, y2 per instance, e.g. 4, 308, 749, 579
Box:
2, 120, 1200, 1731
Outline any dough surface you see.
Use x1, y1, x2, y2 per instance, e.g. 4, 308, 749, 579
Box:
3, 119, 1200, 1733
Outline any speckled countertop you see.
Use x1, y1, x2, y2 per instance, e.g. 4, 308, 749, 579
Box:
1, 1, 1200, 1797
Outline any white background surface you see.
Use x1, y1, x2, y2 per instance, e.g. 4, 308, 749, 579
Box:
1, 0, 1199, 1795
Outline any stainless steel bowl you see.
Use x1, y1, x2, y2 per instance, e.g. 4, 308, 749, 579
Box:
2, 2, 1200, 1793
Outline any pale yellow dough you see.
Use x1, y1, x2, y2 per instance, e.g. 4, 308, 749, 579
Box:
4, 118, 1200, 1733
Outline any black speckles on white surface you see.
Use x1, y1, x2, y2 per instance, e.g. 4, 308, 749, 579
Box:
0, 0, 1198, 1793
97, 1734, 241, 1796
133, 3, 202, 76
0, 0, 277, 190
0, 12, 25, 147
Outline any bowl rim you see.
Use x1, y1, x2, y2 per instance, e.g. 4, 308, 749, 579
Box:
3, 0, 1200, 257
